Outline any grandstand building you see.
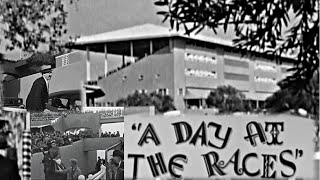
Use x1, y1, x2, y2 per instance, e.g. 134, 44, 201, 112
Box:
68, 24, 294, 110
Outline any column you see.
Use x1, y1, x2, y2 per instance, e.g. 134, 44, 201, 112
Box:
150, 40, 153, 54
122, 55, 125, 68
81, 81, 87, 109
169, 38, 173, 52
104, 44, 108, 77
86, 46, 91, 81
99, 125, 102, 138
202, 99, 206, 108
130, 41, 133, 60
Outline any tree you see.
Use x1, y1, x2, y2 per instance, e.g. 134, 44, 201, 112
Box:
0, 0, 78, 54
150, 92, 176, 113
266, 72, 319, 117
155, 0, 319, 113
126, 91, 152, 106
206, 85, 246, 113
116, 91, 176, 113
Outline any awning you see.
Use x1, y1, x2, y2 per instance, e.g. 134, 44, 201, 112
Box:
184, 89, 211, 99
84, 84, 105, 98
49, 89, 81, 100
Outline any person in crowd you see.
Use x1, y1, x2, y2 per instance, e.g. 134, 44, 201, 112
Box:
95, 156, 102, 172
66, 99, 78, 111
67, 159, 82, 180
108, 158, 124, 180
49, 140, 64, 170
0, 135, 21, 180
57, 159, 82, 180
26, 65, 52, 112
116, 131, 120, 137
112, 150, 124, 169
51, 98, 67, 110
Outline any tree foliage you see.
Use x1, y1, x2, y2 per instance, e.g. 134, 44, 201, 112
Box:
266, 70, 319, 117
116, 91, 176, 113
0, 0, 78, 54
206, 85, 247, 113
155, 0, 319, 106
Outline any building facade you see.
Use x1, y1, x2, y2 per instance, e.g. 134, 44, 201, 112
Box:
75, 24, 294, 110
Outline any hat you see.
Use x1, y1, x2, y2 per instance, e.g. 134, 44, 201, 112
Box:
51, 140, 56, 144
78, 175, 85, 180
41, 65, 52, 73
112, 150, 124, 158
0, 135, 9, 149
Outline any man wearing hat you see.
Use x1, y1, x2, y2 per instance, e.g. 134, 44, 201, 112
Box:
112, 150, 124, 169
108, 158, 124, 180
26, 65, 52, 112
49, 140, 65, 170
0, 135, 21, 180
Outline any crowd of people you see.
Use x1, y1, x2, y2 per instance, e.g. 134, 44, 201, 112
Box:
31, 130, 122, 154
100, 131, 121, 138
33, 129, 124, 180
32, 131, 77, 154
90, 150, 124, 180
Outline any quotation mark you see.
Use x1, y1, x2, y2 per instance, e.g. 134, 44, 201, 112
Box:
295, 149, 303, 159
132, 123, 142, 131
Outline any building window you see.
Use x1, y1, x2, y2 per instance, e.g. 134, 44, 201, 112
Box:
224, 58, 249, 68
255, 63, 276, 72
177, 88, 184, 96
158, 88, 169, 96
224, 73, 249, 81
138, 89, 147, 94
185, 68, 217, 78
254, 76, 277, 83
185, 53, 217, 64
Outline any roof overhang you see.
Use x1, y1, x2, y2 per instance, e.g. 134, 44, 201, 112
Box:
66, 24, 296, 62
49, 90, 81, 100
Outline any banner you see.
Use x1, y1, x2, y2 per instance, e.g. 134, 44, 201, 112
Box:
125, 113, 316, 179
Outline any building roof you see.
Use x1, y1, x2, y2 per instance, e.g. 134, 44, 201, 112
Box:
71, 24, 296, 60
73, 23, 233, 47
